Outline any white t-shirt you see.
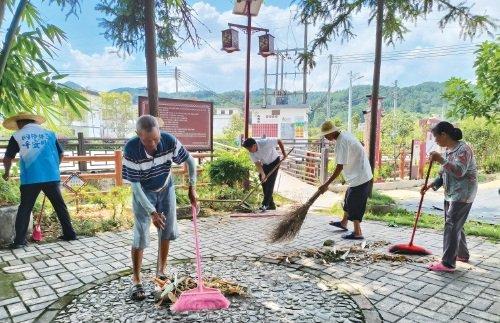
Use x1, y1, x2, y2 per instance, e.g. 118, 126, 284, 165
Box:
335, 132, 373, 187
250, 138, 279, 165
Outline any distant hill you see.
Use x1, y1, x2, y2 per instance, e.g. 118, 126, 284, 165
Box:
64, 81, 447, 127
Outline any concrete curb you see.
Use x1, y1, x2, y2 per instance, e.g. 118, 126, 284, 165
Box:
35, 255, 382, 323
329, 179, 425, 193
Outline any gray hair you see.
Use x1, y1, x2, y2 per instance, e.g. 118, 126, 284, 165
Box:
136, 115, 159, 133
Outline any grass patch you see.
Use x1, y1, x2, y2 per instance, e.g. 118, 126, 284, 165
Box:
0, 263, 24, 300
326, 190, 499, 242
365, 209, 499, 242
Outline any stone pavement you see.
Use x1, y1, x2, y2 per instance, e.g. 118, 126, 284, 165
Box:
0, 212, 498, 322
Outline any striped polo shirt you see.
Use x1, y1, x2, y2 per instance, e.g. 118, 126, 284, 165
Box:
122, 132, 190, 191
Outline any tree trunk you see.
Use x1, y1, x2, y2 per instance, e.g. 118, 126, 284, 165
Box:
368, 0, 384, 196
0, 0, 7, 30
144, 0, 158, 117
0, 0, 28, 83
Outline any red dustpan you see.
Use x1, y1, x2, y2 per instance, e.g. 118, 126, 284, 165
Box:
389, 161, 433, 256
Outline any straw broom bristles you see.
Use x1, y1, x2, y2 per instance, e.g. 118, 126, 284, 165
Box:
270, 189, 323, 243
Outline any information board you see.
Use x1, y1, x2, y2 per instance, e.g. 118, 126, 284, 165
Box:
138, 96, 213, 151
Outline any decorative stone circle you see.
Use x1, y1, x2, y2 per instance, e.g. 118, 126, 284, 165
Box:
54, 259, 364, 322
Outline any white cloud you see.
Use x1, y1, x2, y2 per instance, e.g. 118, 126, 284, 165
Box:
55, 1, 497, 93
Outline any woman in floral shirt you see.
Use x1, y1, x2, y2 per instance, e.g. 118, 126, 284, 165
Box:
422, 121, 478, 272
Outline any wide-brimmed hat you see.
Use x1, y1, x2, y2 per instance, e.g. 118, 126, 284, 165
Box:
2, 112, 46, 130
320, 120, 340, 137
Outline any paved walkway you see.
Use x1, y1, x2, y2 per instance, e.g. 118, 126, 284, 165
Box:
383, 179, 500, 224
0, 174, 498, 322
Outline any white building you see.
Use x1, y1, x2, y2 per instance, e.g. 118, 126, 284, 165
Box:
250, 104, 310, 139
214, 107, 239, 136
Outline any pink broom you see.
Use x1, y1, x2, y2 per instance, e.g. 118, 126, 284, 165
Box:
171, 205, 230, 312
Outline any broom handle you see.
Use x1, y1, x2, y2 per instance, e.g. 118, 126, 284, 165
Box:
409, 160, 433, 245
37, 195, 46, 225
191, 205, 205, 291
240, 147, 294, 205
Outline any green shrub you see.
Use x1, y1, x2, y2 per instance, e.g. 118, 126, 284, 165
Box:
0, 178, 19, 206
374, 164, 395, 181
483, 156, 500, 174
205, 150, 252, 186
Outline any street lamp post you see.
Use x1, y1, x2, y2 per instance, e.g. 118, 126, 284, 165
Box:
222, 0, 273, 140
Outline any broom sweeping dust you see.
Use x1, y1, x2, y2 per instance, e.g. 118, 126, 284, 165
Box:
388, 161, 434, 255
270, 171, 338, 243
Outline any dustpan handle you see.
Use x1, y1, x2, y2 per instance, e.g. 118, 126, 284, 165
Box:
191, 204, 204, 291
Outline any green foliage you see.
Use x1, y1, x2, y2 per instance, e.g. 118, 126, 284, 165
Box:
444, 40, 499, 122
483, 156, 500, 174
95, 0, 200, 59
459, 117, 500, 171
0, 178, 19, 206
381, 110, 418, 177
215, 113, 243, 147
296, 0, 494, 54
0, 1, 88, 125
205, 150, 252, 186
100, 92, 134, 137
374, 163, 395, 181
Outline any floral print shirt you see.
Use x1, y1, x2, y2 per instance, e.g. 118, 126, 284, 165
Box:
432, 141, 478, 203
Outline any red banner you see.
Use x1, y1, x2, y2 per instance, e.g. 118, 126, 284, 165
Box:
138, 97, 213, 151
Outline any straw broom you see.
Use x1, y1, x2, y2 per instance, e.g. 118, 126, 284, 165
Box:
270, 187, 324, 243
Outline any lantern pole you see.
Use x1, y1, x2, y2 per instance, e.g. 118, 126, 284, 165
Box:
244, 0, 251, 139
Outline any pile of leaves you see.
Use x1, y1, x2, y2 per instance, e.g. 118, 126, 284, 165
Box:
153, 275, 248, 306
270, 240, 430, 266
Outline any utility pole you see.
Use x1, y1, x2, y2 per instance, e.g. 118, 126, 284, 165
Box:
274, 53, 279, 104
263, 57, 267, 106
326, 54, 333, 119
302, 21, 308, 104
348, 71, 362, 133
280, 54, 284, 91
175, 66, 179, 93
393, 80, 398, 116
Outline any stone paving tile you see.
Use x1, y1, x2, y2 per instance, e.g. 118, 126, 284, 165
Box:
0, 213, 498, 322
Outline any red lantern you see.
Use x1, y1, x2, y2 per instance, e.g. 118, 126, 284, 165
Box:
258, 34, 274, 57
221, 29, 239, 53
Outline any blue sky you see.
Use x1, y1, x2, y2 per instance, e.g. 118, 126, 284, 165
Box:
8, 0, 499, 93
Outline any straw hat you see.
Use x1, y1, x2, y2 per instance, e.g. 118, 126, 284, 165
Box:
2, 112, 46, 131
320, 120, 339, 137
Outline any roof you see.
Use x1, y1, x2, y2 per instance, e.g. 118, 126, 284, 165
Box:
251, 104, 310, 110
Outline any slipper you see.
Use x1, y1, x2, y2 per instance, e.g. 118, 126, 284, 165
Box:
456, 257, 469, 263
341, 232, 364, 240
427, 262, 455, 272
329, 221, 348, 231
130, 283, 146, 301
157, 274, 170, 282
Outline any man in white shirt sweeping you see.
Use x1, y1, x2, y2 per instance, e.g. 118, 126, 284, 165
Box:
243, 137, 286, 212
318, 121, 373, 240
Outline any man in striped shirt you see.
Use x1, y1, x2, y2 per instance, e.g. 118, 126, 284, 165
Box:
123, 115, 197, 301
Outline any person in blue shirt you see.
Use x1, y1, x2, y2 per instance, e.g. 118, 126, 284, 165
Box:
2, 113, 77, 249
123, 115, 197, 301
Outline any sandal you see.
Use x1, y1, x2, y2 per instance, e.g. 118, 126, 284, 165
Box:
130, 283, 146, 301
427, 262, 455, 272
341, 232, 364, 240
329, 221, 348, 231
456, 256, 469, 263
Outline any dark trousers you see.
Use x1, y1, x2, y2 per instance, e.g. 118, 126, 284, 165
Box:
14, 182, 76, 244
261, 157, 280, 208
